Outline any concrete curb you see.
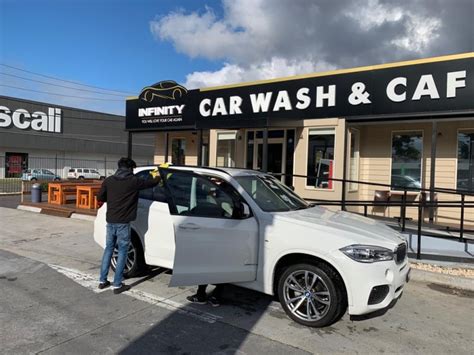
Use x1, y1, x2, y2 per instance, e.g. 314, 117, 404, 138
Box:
410, 268, 474, 291
70, 213, 96, 222
16, 205, 42, 213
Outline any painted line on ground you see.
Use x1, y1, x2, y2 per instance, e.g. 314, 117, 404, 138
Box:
49, 264, 222, 324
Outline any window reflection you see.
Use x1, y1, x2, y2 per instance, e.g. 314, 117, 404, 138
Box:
391, 132, 422, 190
457, 131, 474, 192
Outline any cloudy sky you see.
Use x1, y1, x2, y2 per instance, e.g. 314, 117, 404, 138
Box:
1, 0, 472, 114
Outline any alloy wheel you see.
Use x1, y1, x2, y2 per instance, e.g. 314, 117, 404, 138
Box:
111, 244, 136, 274
283, 270, 331, 321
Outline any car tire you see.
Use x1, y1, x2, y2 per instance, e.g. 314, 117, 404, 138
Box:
31, 177, 37, 182
277, 263, 346, 327
110, 235, 146, 278
54, 178, 60, 181
78, 176, 84, 180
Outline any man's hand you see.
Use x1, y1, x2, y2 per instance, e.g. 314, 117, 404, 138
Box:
149, 169, 159, 178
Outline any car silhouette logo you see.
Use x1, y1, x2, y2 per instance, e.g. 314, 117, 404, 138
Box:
139, 80, 188, 102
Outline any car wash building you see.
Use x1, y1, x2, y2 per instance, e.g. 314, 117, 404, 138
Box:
126, 53, 474, 227
0, 95, 154, 179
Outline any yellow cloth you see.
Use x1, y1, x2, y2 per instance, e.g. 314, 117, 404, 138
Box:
150, 163, 171, 178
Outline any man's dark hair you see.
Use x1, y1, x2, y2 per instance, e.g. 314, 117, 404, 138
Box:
117, 157, 137, 170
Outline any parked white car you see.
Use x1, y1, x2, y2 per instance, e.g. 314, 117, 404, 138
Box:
94, 166, 410, 327
67, 168, 104, 180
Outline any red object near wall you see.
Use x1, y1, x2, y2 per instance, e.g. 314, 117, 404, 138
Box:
328, 160, 333, 189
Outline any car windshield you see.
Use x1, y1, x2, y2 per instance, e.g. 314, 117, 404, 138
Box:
235, 175, 309, 212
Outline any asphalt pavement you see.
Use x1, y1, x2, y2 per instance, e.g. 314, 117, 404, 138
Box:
0, 207, 473, 354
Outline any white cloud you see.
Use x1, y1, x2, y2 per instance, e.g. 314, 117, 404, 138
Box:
151, 0, 472, 88
185, 57, 335, 89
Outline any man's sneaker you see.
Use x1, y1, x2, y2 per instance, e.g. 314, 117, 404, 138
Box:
98, 281, 110, 289
186, 294, 207, 304
113, 283, 131, 294
208, 296, 221, 307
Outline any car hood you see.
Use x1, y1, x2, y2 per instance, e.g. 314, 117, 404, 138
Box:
272, 206, 405, 248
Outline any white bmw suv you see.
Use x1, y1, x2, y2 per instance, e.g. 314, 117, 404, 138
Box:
94, 166, 410, 327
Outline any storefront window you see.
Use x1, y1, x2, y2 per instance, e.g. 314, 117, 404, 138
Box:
457, 131, 474, 192
201, 144, 209, 166
255, 130, 284, 139
216, 132, 236, 167
171, 138, 186, 165
391, 132, 422, 190
246, 131, 254, 169
306, 128, 335, 188
285, 130, 295, 187
5, 152, 28, 178
349, 129, 360, 191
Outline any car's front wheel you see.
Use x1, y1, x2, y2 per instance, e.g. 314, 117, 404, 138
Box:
110, 236, 145, 278
277, 263, 346, 327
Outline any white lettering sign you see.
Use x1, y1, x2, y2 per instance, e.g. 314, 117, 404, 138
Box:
195, 69, 469, 118
0, 105, 61, 133
446, 70, 466, 98
138, 105, 185, 117
412, 74, 440, 101
386, 77, 407, 102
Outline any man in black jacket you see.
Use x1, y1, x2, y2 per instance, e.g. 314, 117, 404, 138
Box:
97, 157, 161, 294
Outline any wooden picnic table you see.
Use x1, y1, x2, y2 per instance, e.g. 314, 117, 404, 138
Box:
48, 182, 101, 205
76, 185, 102, 209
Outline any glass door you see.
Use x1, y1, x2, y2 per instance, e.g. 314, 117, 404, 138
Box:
171, 138, 186, 165
248, 130, 286, 181
255, 143, 284, 176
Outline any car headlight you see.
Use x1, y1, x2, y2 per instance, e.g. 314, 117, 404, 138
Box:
340, 245, 394, 263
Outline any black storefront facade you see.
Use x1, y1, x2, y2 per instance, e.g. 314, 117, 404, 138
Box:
126, 53, 474, 226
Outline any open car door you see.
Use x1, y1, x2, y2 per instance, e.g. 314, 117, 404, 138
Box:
133, 169, 176, 269
163, 169, 259, 287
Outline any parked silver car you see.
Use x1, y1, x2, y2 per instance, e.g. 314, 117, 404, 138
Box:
21, 169, 60, 181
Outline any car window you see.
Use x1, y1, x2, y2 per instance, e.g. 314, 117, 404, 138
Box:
77, 169, 82, 173
68, 169, 75, 173
45, 170, 54, 175
91, 169, 99, 174
236, 175, 309, 212
136, 169, 167, 202
163, 170, 241, 218
84, 169, 90, 173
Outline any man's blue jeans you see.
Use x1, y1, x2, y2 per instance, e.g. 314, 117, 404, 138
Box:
99, 223, 131, 287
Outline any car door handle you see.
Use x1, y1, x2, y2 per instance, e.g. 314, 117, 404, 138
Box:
178, 223, 200, 230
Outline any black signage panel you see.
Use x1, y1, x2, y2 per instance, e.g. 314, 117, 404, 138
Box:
126, 81, 198, 131
194, 57, 474, 128
126, 56, 474, 131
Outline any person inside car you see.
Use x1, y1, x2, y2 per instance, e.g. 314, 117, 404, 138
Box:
186, 177, 243, 306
